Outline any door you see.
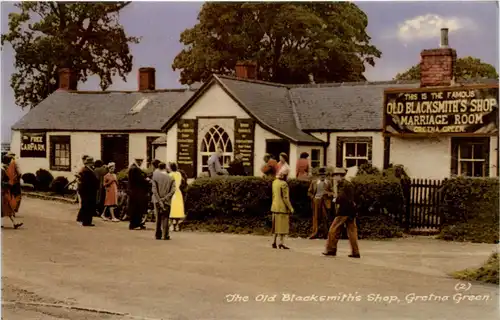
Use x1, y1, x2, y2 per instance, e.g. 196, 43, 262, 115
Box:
265, 139, 290, 161
101, 134, 129, 172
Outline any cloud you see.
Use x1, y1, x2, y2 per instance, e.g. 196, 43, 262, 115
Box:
396, 14, 477, 43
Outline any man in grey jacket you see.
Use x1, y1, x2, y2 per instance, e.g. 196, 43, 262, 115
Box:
152, 162, 176, 240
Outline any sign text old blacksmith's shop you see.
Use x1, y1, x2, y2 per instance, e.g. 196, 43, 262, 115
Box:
383, 85, 499, 135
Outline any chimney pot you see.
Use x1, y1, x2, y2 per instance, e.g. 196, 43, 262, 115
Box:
440, 28, 449, 48
138, 67, 156, 91
235, 61, 258, 80
58, 68, 77, 91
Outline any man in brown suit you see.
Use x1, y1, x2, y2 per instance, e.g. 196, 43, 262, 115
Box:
307, 167, 333, 239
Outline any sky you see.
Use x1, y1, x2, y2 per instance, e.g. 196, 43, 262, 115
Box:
1, 1, 499, 143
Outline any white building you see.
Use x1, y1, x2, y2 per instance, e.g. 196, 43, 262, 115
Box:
10, 43, 499, 181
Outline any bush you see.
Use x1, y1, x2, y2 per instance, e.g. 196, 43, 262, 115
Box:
117, 169, 129, 182
21, 173, 37, 186
437, 177, 499, 243
50, 176, 70, 195
184, 175, 404, 239
35, 169, 54, 191
452, 253, 499, 285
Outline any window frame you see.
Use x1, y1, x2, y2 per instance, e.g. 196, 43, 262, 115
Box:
200, 125, 233, 173
50, 135, 71, 172
336, 136, 373, 168
451, 137, 490, 177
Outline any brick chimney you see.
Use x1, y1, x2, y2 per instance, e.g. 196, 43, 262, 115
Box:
420, 28, 457, 87
235, 61, 257, 80
58, 68, 77, 91
138, 67, 156, 91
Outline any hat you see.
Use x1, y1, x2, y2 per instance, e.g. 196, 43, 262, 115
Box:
318, 167, 326, 175
84, 156, 94, 165
333, 167, 347, 175
108, 162, 116, 168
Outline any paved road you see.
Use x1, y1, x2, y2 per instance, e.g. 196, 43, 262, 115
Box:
2, 198, 499, 320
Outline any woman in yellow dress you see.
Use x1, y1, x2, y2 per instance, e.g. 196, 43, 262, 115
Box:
168, 162, 185, 231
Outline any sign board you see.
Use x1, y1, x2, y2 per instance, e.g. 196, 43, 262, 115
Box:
383, 85, 498, 135
234, 119, 256, 175
177, 119, 197, 178
20, 131, 47, 158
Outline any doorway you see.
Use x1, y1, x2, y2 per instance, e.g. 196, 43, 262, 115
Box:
265, 139, 290, 161
101, 134, 129, 172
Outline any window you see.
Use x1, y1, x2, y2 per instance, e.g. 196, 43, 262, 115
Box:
146, 136, 161, 164
452, 137, 490, 177
200, 125, 233, 172
336, 137, 372, 168
311, 149, 321, 168
50, 136, 71, 171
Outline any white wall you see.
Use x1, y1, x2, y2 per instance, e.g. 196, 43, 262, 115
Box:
326, 131, 384, 169
11, 130, 163, 181
391, 136, 499, 179
154, 146, 167, 164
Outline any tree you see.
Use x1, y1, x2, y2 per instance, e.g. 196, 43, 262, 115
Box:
172, 2, 381, 85
1, 2, 140, 109
394, 56, 499, 81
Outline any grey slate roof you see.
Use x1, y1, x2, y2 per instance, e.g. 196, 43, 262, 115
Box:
12, 90, 194, 131
216, 75, 322, 143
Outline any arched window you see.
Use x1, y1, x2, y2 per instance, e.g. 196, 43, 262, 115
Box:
200, 125, 233, 172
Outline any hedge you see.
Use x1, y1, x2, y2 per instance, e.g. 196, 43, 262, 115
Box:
438, 177, 499, 243
183, 175, 404, 239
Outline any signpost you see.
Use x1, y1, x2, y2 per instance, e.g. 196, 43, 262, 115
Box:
20, 131, 46, 158
234, 119, 255, 175
383, 85, 499, 136
177, 119, 197, 178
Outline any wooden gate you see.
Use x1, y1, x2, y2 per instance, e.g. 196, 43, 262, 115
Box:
406, 179, 444, 230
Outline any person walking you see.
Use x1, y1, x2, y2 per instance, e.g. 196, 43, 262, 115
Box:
261, 154, 278, 178
168, 162, 186, 231
296, 152, 310, 180
307, 167, 333, 239
1, 155, 23, 229
93, 160, 108, 216
270, 166, 294, 249
323, 178, 361, 258
5, 152, 22, 215
152, 162, 176, 240
101, 162, 120, 222
128, 158, 149, 230
227, 153, 246, 176
207, 148, 224, 177
76, 157, 99, 227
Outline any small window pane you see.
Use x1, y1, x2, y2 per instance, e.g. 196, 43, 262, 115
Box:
357, 143, 367, 157
357, 159, 368, 166
346, 159, 357, 168
472, 144, 485, 160
345, 143, 355, 157
460, 144, 473, 159
473, 161, 485, 177
311, 149, 320, 161
460, 161, 473, 176
202, 155, 209, 166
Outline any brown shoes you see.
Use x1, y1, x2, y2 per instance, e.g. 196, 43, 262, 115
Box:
322, 249, 337, 256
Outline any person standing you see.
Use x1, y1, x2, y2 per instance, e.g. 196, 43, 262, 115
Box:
276, 153, 290, 178
101, 162, 120, 222
296, 152, 310, 180
261, 154, 278, 178
1, 155, 23, 229
128, 158, 149, 230
94, 160, 108, 217
323, 178, 360, 258
152, 162, 176, 240
168, 162, 186, 231
75, 155, 89, 210
207, 148, 224, 177
270, 166, 294, 249
307, 167, 333, 239
227, 153, 246, 176
77, 157, 99, 227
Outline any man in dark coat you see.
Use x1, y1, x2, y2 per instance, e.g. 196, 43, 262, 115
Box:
128, 158, 149, 230
228, 153, 246, 176
93, 160, 108, 217
76, 157, 99, 226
